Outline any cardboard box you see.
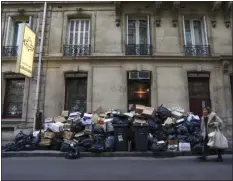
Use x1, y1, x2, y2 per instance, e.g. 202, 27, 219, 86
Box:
135, 105, 145, 114
179, 142, 191, 152
39, 138, 52, 146
142, 107, 156, 117
63, 131, 74, 140
168, 140, 178, 145
61, 110, 69, 117
54, 116, 66, 123
134, 117, 147, 124
44, 131, 55, 139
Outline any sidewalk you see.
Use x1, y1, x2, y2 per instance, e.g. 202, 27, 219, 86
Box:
2, 149, 232, 158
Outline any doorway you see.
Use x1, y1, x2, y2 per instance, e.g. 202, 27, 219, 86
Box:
187, 72, 211, 117
64, 72, 88, 113
127, 71, 151, 111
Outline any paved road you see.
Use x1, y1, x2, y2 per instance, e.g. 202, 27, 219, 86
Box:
2, 155, 232, 180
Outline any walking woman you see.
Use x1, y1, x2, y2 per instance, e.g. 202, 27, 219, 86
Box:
199, 106, 224, 162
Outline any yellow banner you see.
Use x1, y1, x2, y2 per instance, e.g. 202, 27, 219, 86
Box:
16, 24, 36, 78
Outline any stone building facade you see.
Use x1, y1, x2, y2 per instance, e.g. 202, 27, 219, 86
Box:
1, 1, 232, 142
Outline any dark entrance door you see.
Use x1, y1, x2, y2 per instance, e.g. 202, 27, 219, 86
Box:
65, 75, 87, 113
188, 73, 211, 117
127, 71, 151, 111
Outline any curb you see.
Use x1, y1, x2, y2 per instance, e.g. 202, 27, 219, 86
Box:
2, 150, 232, 158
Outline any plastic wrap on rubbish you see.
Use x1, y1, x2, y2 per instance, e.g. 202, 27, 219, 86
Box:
105, 136, 114, 151
176, 125, 189, 135
157, 105, 171, 121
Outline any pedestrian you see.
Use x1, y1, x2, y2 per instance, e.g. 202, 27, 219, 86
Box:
199, 106, 224, 162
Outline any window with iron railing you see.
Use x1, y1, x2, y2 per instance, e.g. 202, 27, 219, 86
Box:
125, 15, 152, 56
183, 16, 210, 56
3, 16, 31, 57
63, 19, 91, 56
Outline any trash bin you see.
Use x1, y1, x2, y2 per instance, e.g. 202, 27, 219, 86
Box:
133, 123, 149, 151
113, 124, 128, 151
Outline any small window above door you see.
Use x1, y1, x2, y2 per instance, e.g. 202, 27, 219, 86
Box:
183, 16, 211, 56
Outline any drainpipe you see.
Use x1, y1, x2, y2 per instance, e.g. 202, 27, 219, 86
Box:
33, 1, 47, 131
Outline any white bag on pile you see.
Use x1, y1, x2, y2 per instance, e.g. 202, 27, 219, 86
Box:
170, 107, 185, 113
171, 111, 183, 119
124, 112, 134, 118
179, 142, 191, 151
187, 114, 200, 122
162, 117, 175, 126
84, 113, 92, 118
54, 116, 66, 123
104, 118, 114, 132
48, 122, 64, 132
67, 112, 81, 121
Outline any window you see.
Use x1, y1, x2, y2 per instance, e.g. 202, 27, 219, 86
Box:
3, 78, 25, 118
125, 15, 152, 55
4, 16, 31, 56
127, 71, 151, 111
183, 16, 210, 56
63, 19, 91, 56
65, 73, 88, 113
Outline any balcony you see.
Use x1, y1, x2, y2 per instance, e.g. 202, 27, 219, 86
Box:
125, 44, 153, 56
63, 45, 91, 56
184, 45, 211, 56
2, 46, 18, 57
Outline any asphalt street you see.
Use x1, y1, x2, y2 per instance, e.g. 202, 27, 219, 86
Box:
2, 155, 232, 180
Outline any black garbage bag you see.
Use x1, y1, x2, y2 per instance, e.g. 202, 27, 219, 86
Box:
81, 138, 94, 149
177, 135, 188, 142
15, 131, 27, 143
50, 138, 63, 150
64, 144, 80, 159
151, 143, 166, 152
155, 130, 167, 141
176, 125, 189, 135
71, 120, 85, 133
93, 124, 105, 135
105, 136, 114, 152
167, 127, 176, 135
192, 143, 203, 155
60, 142, 71, 152
90, 144, 105, 153
157, 105, 171, 121
148, 119, 158, 132
168, 134, 176, 140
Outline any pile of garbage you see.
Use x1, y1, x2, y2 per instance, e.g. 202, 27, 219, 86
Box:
2, 105, 204, 158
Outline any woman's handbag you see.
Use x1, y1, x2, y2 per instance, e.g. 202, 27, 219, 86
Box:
207, 127, 228, 149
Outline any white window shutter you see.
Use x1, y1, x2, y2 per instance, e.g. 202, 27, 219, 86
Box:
29, 16, 32, 28
182, 16, 187, 45
126, 15, 128, 44
147, 15, 150, 44
5, 16, 14, 46
88, 20, 90, 45
202, 16, 208, 45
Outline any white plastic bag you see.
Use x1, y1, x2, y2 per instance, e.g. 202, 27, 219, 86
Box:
179, 142, 191, 152
207, 128, 228, 149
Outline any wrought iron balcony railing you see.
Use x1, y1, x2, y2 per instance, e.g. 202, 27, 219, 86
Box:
184, 45, 211, 56
125, 44, 153, 56
2, 46, 18, 57
63, 45, 91, 56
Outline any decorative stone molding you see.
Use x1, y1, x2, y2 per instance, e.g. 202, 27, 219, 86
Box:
114, 1, 121, 27
222, 60, 230, 74
155, 19, 161, 27
212, 1, 222, 12
211, 19, 217, 28
154, 1, 162, 27
172, 1, 180, 28
18, 8, 25, 16
223, 1, 232, 28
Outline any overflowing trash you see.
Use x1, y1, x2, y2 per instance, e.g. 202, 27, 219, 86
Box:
2, 104, 205, 158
